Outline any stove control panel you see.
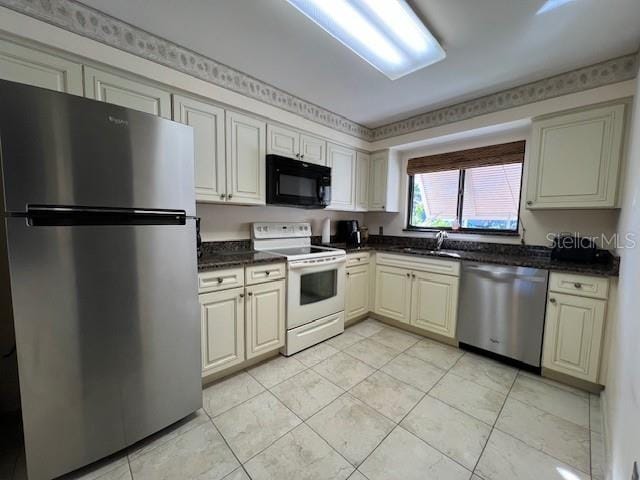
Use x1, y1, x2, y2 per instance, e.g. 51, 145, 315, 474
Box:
252, 222, 311, 239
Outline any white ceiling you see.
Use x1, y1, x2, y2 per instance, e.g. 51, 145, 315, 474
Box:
81, 0, 640, 128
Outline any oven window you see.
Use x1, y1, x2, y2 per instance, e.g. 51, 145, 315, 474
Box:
300, 269, 337, 305
280, 174, 316, 198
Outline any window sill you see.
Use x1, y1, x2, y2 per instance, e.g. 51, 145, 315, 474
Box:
403, 227, 521, 237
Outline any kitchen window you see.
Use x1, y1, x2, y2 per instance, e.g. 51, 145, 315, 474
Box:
407, 141, 525, 234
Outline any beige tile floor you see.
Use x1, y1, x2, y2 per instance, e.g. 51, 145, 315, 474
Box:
2, 318, 605, 480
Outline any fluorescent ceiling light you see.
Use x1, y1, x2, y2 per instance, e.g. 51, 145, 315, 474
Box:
286, 0, 446, 80
536, 0, 578, 15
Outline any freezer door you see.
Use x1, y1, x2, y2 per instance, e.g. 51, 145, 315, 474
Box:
0, 80, 195, 215
5, 218, 201, 480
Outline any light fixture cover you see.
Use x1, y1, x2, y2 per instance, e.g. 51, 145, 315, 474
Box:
286, 0, 446, 80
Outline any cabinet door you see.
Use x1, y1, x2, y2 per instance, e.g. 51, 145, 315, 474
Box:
410, 271, 458, 338
369, 151, 388, 211
246, 279, 285, 359
542, 293, 606, 382
355, 152, 370, 211
300, 133, 326, 165
374, 265, 412, 323
226, 111, 266, 205
526, 104, 625, 209
267, 124, 299, 159
173, 95, 226, 202
84, 67, 171, 118
200, 287, 245, 376
346, 265, 370, 321
327, 143, 356, 211
0, 39, 83, 94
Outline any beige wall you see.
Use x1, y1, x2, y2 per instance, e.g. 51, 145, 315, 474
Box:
197, 203, 364, 241
602, 76, 640, 479
364, 123, 620, 247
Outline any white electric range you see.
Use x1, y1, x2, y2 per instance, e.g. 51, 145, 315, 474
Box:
252, 222, 346, 355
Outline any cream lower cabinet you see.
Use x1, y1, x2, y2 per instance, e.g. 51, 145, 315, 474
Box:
0, 39, 83, 94
374, 254, 460, 338
84, 66, 171, 118
200, 286, 245, 377
542, 273, 608, 383
411, 271, 458, 338
245, 279, 286, 359
346, 264, 370, 321
374, 265, 412, 324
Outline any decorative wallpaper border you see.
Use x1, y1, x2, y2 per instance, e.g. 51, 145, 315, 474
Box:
1, 0, 637, 143
372, 53, 639, 140
0, 0, 373, 139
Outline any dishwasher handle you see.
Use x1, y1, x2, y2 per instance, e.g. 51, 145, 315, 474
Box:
464, 264, 548, 283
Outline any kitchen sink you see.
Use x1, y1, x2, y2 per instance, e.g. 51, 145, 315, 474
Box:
400, 247, 462, 258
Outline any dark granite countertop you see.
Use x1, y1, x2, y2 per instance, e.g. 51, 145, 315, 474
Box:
198, 250, 286, 272
323, 241, 619, 277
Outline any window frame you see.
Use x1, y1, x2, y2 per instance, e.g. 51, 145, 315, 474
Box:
405, 164, 524, 236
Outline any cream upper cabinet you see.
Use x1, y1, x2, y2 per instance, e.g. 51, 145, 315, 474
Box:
226, 111, 266, 205
0, 39, 83, 94
526, 103, 626, 209
84, 67, 171, 118
173, 95, 226, 203
327, 142, 356, 211
410, 271, 458, 338
299, 133, 326, 165
346, 264, 370, 321
245, 279, 285, 359
369, 150, 400, 212
355, 152, 370, 211
374, 265, 412, 324
266, 124, 326, 165
200, 286, 245, 376
542, 292, 606, 382
267, 124, 299, 159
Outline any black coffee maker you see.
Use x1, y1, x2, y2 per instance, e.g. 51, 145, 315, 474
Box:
336, 220, 361, 247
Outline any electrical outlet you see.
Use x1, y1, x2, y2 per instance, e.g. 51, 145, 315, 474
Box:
632, 461, 639, 480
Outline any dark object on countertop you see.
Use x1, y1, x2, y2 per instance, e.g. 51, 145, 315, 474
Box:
551, 234, 599, 263
336, 220, 362, 247
196, 217, 202, 258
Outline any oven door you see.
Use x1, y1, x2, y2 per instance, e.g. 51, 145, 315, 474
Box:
266, 155, 331, 208
287, 256, 346, 329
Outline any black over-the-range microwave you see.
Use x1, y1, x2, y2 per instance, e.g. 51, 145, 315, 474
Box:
266, 154, 331, 209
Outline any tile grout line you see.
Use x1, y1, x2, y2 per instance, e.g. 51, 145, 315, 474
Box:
469, 366, 520, 477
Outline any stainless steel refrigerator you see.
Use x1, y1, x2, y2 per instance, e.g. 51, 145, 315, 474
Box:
0, 80, 202, 480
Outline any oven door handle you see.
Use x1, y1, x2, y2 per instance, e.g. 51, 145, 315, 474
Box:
288, 256, 346, 270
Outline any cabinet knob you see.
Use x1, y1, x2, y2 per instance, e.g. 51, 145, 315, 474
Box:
346, 272, 350, 276
300, 154, 304, 159
382, 205, 385, 210
220, 193, 226, 199
549, 297, 557, 304
248, 291, 253, 296
265, 271, 271, 276
406, 273, 410, 277
217, 277, 223, 284
412, 273, 416, 278
228, 194, 233, 199
574, 282, 582, 289
239, 293, 245, 299
526, 201, 533, 206
295, 153, 300, 158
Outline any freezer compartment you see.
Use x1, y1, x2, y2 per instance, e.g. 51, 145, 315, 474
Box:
457, 261, 549, 367
0, 80, 195, 215
5, 217, 201, 480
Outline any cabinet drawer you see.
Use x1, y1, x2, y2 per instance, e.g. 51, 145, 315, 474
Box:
346, 252, 370, 267
245, 263, 286, 285
198, 268, 244, 293
376, 253, 460, 277
549, 272, 609, 299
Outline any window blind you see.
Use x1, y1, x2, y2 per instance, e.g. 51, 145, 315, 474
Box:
407, 140, 526, 175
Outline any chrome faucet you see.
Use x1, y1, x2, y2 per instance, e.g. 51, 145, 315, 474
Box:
435, 230, 448, 250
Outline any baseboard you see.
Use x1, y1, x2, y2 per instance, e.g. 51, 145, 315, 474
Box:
201, 349, 280, 386
345, 313, 369, 327
600, 391, 612, 480
541, 367, 604, 394
368, 312, 458, 347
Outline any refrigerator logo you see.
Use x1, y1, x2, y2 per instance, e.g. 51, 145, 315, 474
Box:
108, 116, 129, 127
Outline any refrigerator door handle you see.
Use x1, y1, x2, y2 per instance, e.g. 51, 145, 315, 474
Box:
25, 205, 187, 226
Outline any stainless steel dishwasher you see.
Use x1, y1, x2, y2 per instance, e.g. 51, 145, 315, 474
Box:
457, 261, 549, 367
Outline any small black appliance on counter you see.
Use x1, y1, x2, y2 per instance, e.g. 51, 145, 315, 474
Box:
336, 219, 362, 247
550, 234, 599, 262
